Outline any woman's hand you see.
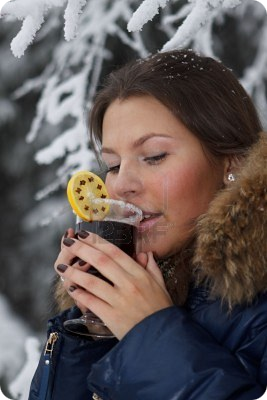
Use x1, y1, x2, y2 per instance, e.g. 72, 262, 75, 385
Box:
54, 230, 173, 340
55, 228, 90, 313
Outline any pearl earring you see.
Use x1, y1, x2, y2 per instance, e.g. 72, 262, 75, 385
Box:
227, 173, 236, 182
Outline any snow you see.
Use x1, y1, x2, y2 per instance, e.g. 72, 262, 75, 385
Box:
128, 0, 242, 51
1, 0, 67, 58
64, 0, 87, 41
127, 0, 170, 32
8, 338, 41, 400
0, 295, 40, 399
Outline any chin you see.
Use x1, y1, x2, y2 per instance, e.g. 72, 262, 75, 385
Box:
134, 232, 186, 259
135, 240, 171, 259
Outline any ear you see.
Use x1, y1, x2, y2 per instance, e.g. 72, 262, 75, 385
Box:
223, 155, 242, 185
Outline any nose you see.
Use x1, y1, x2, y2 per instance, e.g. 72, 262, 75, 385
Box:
110, 162, 143, 202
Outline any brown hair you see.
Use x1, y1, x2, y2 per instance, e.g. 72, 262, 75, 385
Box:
90, 49, 262, 160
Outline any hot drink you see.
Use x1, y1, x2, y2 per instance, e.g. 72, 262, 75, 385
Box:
64, 220, 136, 338
76, 220, 135, 257
64, 170, 142, 338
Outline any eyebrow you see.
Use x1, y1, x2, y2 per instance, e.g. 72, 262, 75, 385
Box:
101, 133, 173, 154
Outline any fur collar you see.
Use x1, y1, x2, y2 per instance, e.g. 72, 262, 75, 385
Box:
55, 133, 267, 311
194, 132, 267, 308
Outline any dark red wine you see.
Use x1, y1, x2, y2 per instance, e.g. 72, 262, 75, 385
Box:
76, 220, 135, 257
64, 220, 135, 338
74, 221, 135, 283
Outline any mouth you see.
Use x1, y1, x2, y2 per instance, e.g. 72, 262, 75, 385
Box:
137, 212, 162, 232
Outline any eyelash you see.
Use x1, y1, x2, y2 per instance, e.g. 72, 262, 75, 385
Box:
106, 152, 168, 174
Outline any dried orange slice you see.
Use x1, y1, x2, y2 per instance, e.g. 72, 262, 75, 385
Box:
67, 171, 109, 221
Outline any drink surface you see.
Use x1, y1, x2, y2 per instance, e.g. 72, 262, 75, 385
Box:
76, 220, 135, 257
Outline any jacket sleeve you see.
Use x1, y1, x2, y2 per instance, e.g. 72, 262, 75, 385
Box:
87, 306, 267, 400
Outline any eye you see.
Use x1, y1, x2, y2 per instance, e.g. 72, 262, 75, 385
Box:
144, 152, 168, 164
105, 152, 168, 174
106, 164, 120, 174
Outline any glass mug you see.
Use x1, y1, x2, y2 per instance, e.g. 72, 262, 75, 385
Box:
63, 199, 142, 339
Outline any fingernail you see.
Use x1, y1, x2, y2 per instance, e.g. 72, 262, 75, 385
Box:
79, 259, 87, 266
77, 230, 89, 239
68, 285, 77, 292
70, 257, 79, 265
64, 230, 69, 238
57, 264, 68, 273
63, 238, 75, 247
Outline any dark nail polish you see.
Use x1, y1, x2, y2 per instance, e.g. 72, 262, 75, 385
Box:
79, 259, 87, 266
70, 257, 79, 265
64, 230, 69, 238
57, 264, 68, 273
68, 285, 77, 292
77, 230, 90, 239
63, 238, 75, 247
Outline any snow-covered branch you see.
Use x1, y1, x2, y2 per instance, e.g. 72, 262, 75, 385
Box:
10, 0, 151, 209
128, 0, 242, 51
127, 0, 171, 32
1, 0, 67, 58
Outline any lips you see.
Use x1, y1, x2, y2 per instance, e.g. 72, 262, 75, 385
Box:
137, 212, 162, 232
141, 212, 161, 220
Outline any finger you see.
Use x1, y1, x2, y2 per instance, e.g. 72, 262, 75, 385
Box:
57, 239, 90, 292
75, 230, 144, 276
67, 285, 114, 327
63, 257, 91, 288
61, 235, 139, 285
59, 265, 88, 303
56, 264, 116, 305
56, 228, 77, 266
64, 258, 91, 288
135, 252, 148, 269
61, 228, 75, 250
71, 257, 90, 271
75, 300, 88, 314
146, 252, 166, 288
54, 247, 77, 268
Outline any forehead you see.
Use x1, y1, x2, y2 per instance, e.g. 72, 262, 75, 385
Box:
102, 96, 179, 142
100, 96, 209, 160
101, 96, 181, 155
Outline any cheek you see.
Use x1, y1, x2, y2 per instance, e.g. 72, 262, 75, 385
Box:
164, 162, 217, 214
148, 173, 170, 203
163, 167, 197, 200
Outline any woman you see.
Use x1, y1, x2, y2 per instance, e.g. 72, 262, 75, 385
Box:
29, 49, 267, 400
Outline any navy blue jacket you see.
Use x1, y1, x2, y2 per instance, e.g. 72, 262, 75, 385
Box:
28, 286, 267, 400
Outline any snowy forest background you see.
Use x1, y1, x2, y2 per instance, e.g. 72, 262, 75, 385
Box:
0, 0, 267, 398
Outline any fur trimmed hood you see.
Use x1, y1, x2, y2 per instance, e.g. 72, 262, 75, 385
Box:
194, 132, 267, 308
55, 133, 267, 311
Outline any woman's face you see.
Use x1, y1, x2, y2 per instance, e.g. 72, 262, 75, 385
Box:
101, 95, 225, 258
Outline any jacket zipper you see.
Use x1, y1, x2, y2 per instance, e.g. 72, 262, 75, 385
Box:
39, 332, 101, 400
39, 332, 59, 400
